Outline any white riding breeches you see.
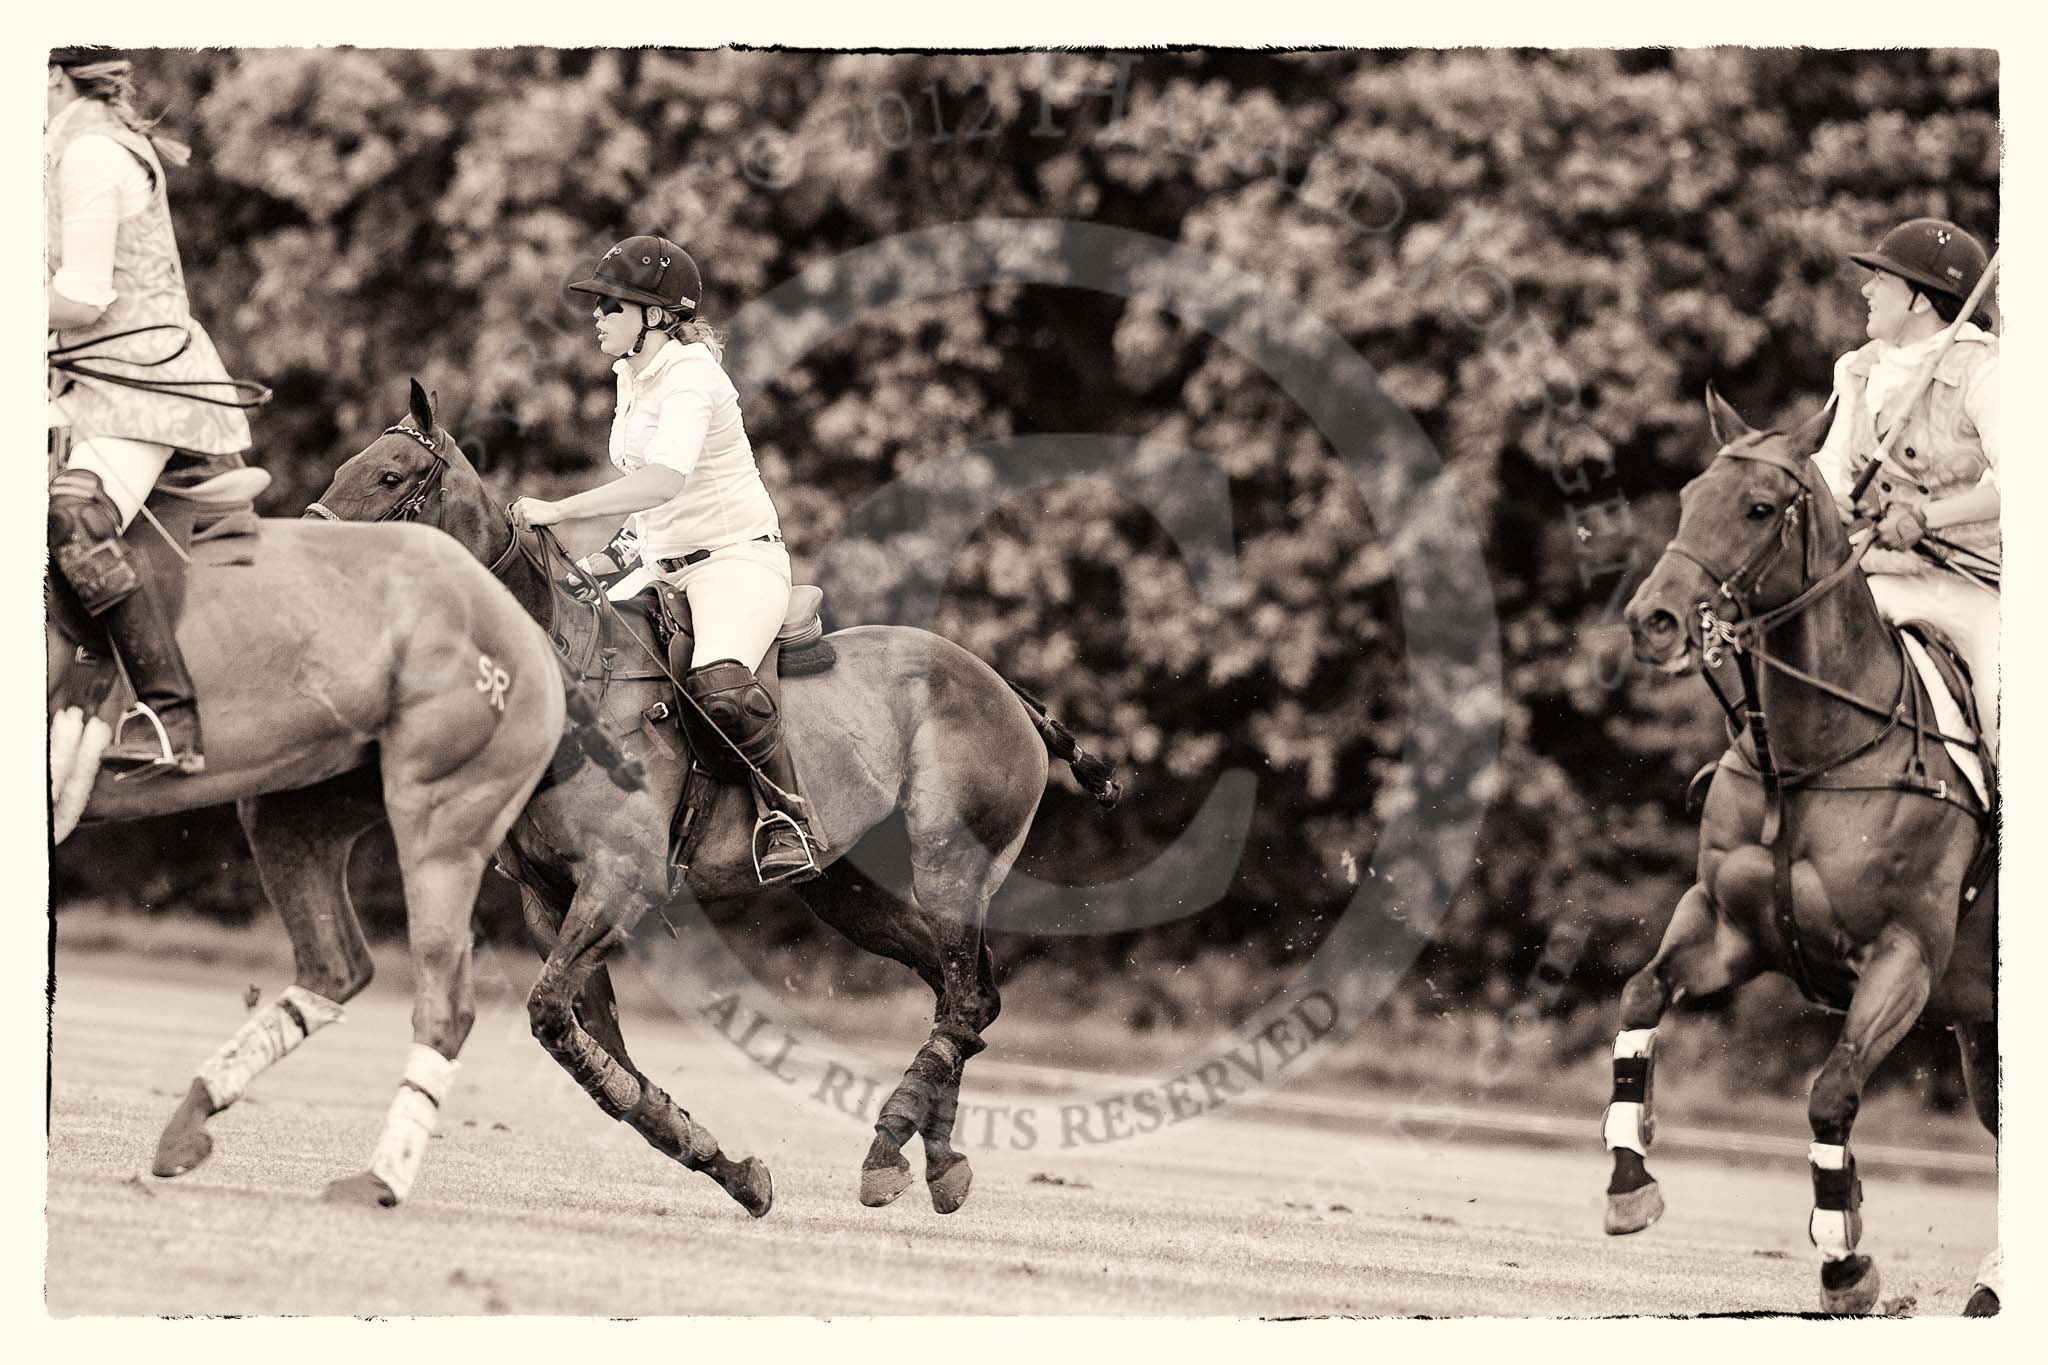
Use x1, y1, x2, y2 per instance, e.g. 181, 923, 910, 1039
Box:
653, 539, 793, 672
67, 435, 172, 529
1867, 571, 2000, 753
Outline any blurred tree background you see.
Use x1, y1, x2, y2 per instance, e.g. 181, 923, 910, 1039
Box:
51, 48, 1998, 1109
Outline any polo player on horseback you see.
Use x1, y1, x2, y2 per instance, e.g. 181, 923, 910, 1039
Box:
508, 234, 826, 884
1811, 217, 2000, 757
46, 47, 261, 776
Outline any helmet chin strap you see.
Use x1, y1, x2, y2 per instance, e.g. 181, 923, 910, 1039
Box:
628, 304, 688, 358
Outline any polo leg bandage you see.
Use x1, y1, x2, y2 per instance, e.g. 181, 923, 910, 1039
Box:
195, 984, 346, 1110
367, 1043, 459, 1203
1601, 1028, 1656, 1155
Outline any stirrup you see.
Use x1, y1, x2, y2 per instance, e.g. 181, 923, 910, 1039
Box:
751, 809, 821, 886
106, 702, 204, 777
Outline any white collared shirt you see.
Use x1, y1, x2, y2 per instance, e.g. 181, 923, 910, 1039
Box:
46, 98, 152, 309
608, 337, 781, 555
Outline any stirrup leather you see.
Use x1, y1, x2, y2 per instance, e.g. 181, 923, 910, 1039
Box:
752, 809, 821, 886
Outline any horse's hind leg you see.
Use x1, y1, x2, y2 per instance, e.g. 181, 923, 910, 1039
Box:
1603, 883, 1760, 1234
1957, 1019, 2001, 1316
1805, 925, 1935, 1314
153, 773, 383, 1179
525, 862, 772, 1217
862, 817, 1022, 1215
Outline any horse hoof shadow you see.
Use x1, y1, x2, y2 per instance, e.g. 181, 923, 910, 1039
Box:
321, 1171, 400, 1208
1604, 1180, 1664, 1235
1820, 1254, 1881, 1315
927, 1152, 973, 1215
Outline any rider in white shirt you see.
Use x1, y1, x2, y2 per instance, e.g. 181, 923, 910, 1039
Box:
1810, 217, 1999, 758
509, 235, 822, 883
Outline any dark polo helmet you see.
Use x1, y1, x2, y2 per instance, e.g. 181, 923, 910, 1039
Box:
1849, 217, 1997, 328
569, 235, 701, 316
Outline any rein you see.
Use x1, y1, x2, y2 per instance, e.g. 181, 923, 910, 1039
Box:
49, 323, 273, 411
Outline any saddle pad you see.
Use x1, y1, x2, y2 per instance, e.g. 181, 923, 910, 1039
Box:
1899, 632, 1988, 809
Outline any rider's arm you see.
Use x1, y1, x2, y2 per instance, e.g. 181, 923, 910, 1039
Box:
550, 464, 686, 519
48, 135, 147, 330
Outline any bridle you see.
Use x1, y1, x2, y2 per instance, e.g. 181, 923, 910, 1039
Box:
303, 422, 447, 524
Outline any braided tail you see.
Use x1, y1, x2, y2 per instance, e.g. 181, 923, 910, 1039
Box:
1002, 677, 1122, 809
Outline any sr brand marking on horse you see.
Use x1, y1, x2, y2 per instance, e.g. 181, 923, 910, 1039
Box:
476, 654, 512, 713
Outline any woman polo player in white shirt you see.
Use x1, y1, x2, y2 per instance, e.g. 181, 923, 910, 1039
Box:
510, 235, 822, 883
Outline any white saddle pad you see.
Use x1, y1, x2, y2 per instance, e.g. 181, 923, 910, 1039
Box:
1898, 633, 1989, 808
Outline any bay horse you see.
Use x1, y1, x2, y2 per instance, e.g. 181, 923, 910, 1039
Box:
305, 381, 1120, 1217
50, 470, 586, 1207
1611, 389, 1998, 1315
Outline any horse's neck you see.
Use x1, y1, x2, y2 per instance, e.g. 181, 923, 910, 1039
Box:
453, 477, 554, 625
1757, 573, 1899, 769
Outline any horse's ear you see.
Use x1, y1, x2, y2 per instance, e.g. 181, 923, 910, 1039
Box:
408, 378, 434, 432
1704, 384, 1751, 448
1791, 397, 1835, 458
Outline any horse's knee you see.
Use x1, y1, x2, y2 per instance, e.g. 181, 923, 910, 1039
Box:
1808, 1053, 1861, 1146
1618, 965, 1667, 1030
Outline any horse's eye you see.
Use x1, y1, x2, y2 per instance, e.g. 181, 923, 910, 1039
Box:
379, 472, 405, 487
1747, 501, 1774, 520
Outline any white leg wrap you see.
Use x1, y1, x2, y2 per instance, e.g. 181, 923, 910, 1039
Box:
1808, 1144, 1854, 1260
196, 985, 346, 1109
1614, 1028, 1656, 1059
1975, 1247, 2002, 1298
1810, 1210, 1854, 1260
1604, 1102, 1648, 1155
367, 1044, 458, 1203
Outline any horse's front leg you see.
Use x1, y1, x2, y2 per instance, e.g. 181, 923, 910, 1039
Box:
153, 776, 383, 1179
1603, 882, 1761, 1234
1955, 1019, 2001, 1315
524, 856, 772, 1217
1807, 926, 1933, 1314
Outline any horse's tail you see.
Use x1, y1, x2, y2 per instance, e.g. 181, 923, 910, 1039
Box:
550, 669, 646, 794
1002, 676, 1122, 809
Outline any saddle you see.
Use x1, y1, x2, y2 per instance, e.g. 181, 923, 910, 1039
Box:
47, 467, 269, 723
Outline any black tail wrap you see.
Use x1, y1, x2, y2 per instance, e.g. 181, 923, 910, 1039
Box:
1001, 676, 1122, 809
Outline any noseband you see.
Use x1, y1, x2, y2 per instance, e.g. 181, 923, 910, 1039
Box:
303, 423, 447, 523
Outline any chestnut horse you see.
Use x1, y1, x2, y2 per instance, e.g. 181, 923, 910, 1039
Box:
306, 381, 1119, 1217
1611, 390, 1998, 1315
51, 475, 580, 1206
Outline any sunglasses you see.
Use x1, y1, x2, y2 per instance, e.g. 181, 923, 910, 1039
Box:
592, 298, 629, 318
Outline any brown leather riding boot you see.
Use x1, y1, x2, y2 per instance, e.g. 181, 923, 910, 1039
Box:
99, 574, 205, 775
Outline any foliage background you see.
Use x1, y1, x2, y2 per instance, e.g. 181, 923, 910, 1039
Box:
51, 48, 2000, 1108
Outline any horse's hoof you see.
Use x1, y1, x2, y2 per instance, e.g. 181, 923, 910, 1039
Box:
1820, 1254, 1881, 1315
1604, 1180, 1664, 1235
860, 1140, 913, 1208
1963, 1286, 2000, 1318
927, 1152, 974, 1215
321, 1171, 400, 1208
727, 1156, 773, 1219
151, 1081, 216, 1178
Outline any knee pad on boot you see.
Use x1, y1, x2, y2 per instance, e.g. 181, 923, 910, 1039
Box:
680, 660, 781, 779
49, 469, 140, 615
